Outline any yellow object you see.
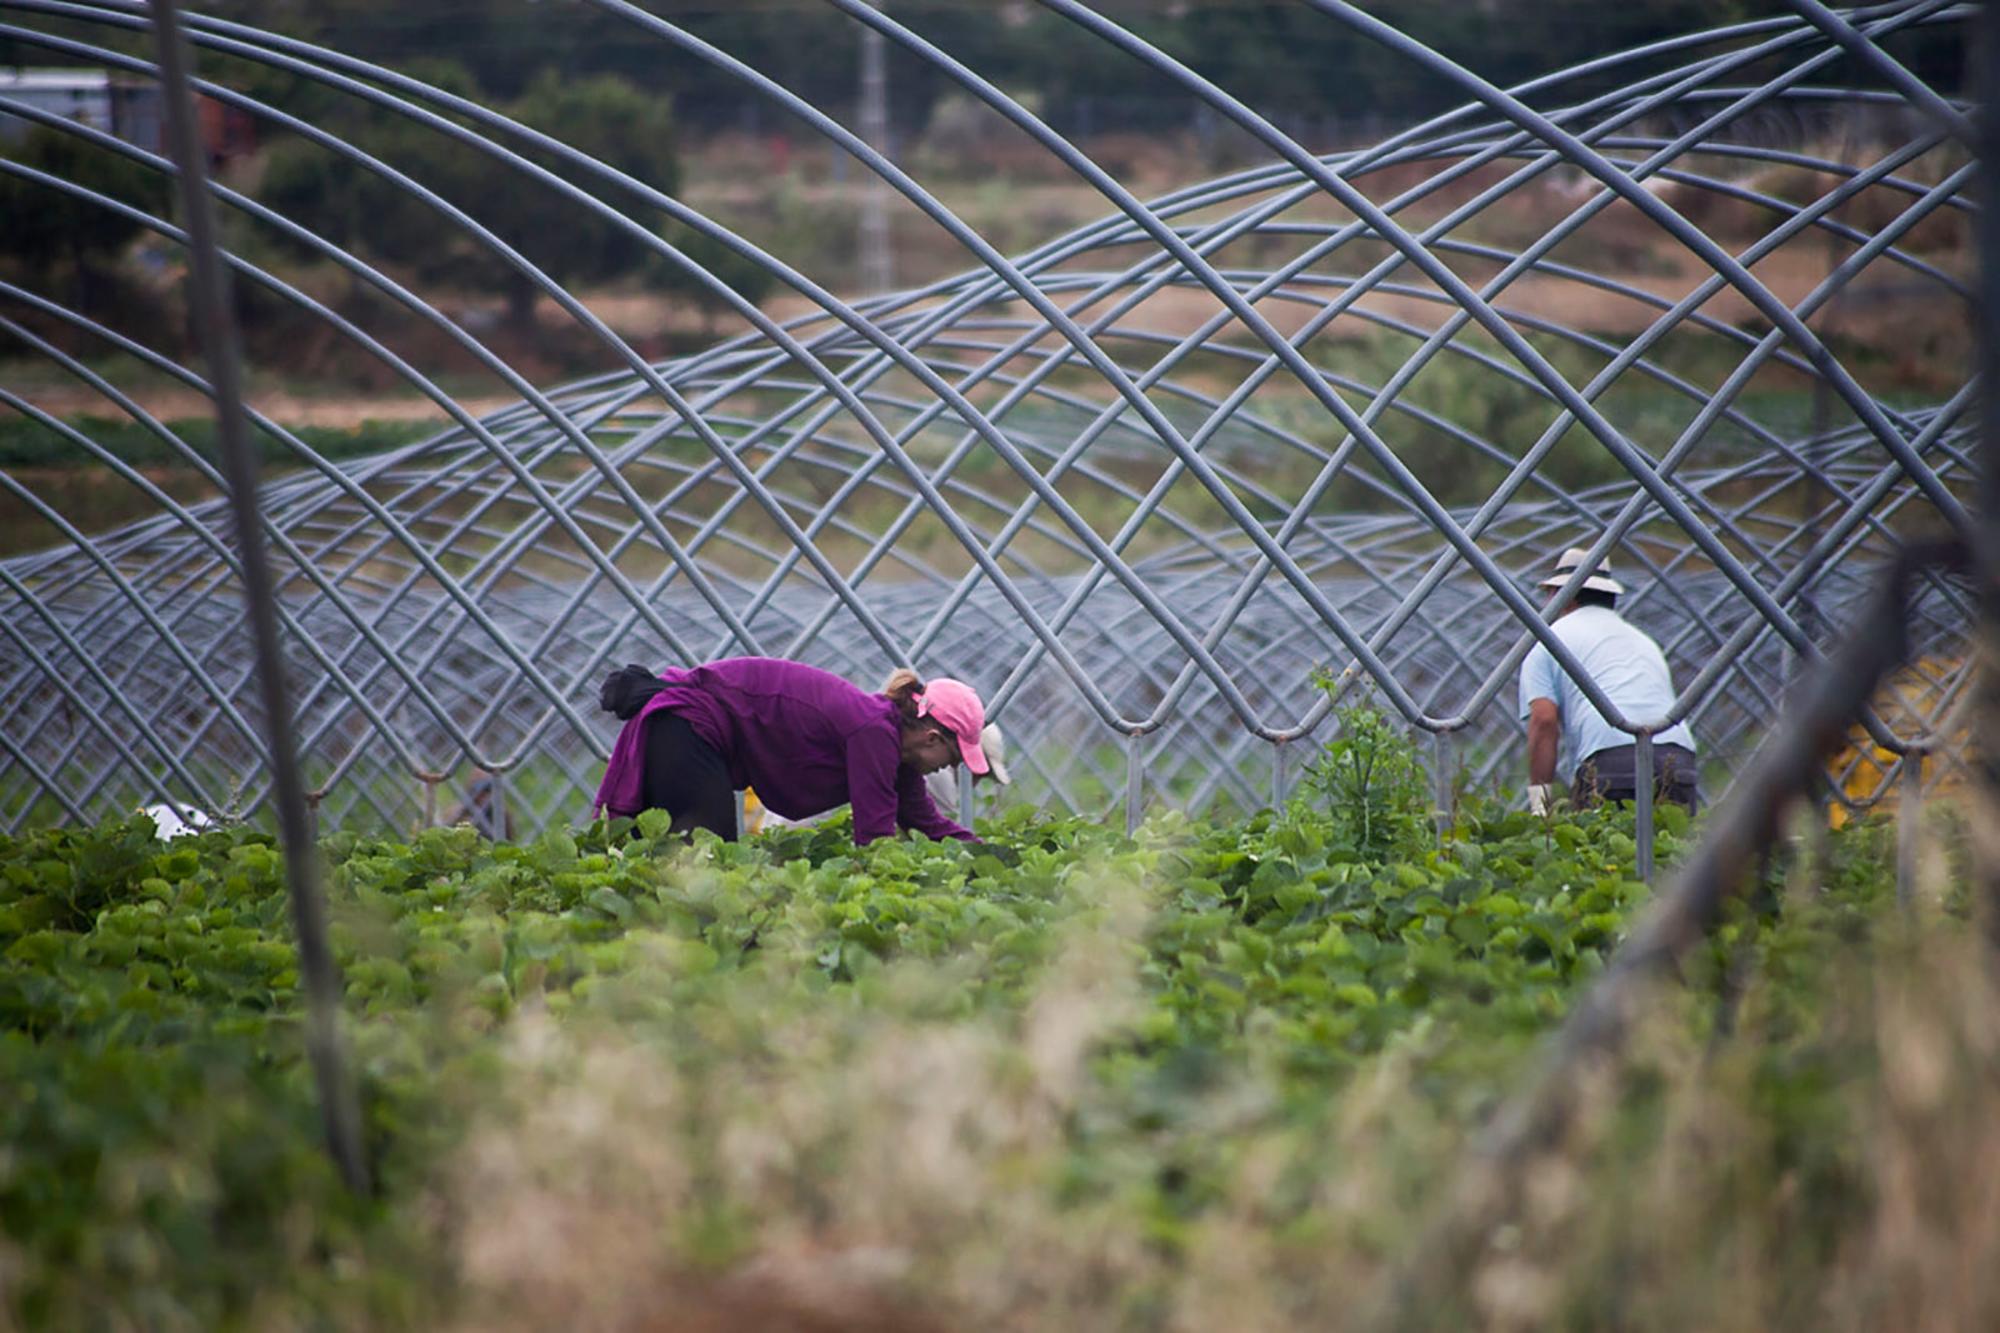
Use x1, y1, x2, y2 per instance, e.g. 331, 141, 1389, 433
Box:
1825, 655, 1965, 828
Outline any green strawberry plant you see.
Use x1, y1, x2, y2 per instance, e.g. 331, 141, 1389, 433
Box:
0, 775, 1960, 1329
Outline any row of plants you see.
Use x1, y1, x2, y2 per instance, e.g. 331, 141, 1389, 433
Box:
0, 712, 1983, 1330
0, 414, 434, 471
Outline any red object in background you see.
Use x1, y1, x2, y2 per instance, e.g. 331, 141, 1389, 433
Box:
197, 93, 256, 163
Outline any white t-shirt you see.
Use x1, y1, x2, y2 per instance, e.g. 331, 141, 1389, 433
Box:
1517, 605, 1696, 769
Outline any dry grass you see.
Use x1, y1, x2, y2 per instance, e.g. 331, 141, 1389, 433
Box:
424, 818, 2000, 1333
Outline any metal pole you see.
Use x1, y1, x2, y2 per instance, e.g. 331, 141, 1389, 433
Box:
489, 770, 509, 842
1896, 747, 1924, 908
1272, 738, 1291, 810
1125, 731, 1143, 836
145, 0, 368, 1194
959, 765, 975, 826
1432, 729, 1452, 842
1977, 0, 2000, 951
858, 0, 894, 294
1634, 731, 1655, 883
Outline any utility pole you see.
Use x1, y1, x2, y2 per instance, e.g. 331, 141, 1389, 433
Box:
858, 0, 894, 295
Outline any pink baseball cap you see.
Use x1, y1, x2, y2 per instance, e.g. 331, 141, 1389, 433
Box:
916, 678, 990, 775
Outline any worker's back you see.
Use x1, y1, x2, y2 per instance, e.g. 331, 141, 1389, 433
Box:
1521, 606, 1695, 766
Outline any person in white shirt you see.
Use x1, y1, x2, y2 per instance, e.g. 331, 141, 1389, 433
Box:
926, 720, 1010, 810
1518, 546, 1699, 815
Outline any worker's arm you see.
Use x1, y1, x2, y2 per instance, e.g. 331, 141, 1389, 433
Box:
1518, 645, 1562, 813
1527, 697, 1560, 787
1528, 696, 1560, 808
895, 766, 977, 842
845, 728, 903, 845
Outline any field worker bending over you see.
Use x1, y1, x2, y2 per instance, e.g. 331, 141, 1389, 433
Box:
876, 669, 1013, 814
743, 669, 1013, 834
594, 657, 990, 845
1519, 546, 1699, 815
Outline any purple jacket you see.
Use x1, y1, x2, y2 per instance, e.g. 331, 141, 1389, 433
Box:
593, 657, 975, 846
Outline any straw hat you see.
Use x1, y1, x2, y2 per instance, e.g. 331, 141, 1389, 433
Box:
1538, 546, 1624, 596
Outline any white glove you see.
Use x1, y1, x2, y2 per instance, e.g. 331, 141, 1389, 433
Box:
1528, 783, 1555, 816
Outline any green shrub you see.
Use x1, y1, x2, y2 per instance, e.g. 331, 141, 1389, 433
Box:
0, 414, 433, 470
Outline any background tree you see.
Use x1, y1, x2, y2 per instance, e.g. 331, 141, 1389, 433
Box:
257, 65, 766, 339
180, 0, 1962, 143
478, 69, 689, 334
256, 57, 485, 310
0, 125, 171, 312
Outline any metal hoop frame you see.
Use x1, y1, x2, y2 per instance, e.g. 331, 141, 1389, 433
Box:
0, 0, 1977, 835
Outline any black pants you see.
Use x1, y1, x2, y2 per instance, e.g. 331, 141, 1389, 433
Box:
1574, 743, 1700, 814
640, 711, 738, 841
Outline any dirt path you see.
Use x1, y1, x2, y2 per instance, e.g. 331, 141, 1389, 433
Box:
14, 384, 523, 430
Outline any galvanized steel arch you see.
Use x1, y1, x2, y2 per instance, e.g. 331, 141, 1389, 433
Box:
0, 0, 1978, 834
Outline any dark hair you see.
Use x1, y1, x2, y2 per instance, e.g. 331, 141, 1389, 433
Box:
880, 668, 953, 742
600, 664, 664, 719
1575, 587, 1618, 610
880, 667, 935, 730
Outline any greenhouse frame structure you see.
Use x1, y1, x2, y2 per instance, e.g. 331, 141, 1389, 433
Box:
0, 0, 1981, 844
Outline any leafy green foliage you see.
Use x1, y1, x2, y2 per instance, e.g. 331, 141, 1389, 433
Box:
1298, 690, 1433, 863
0, 125, 171, 296
0, 414, 432, 470
0, 795, 1955, 1327
184, 0, 1928, 148
257, 65, 767, 333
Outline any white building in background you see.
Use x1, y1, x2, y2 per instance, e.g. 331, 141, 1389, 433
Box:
0, 67, 165, 153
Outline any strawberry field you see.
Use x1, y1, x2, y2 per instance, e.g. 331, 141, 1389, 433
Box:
1, 752, 1990, 1331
